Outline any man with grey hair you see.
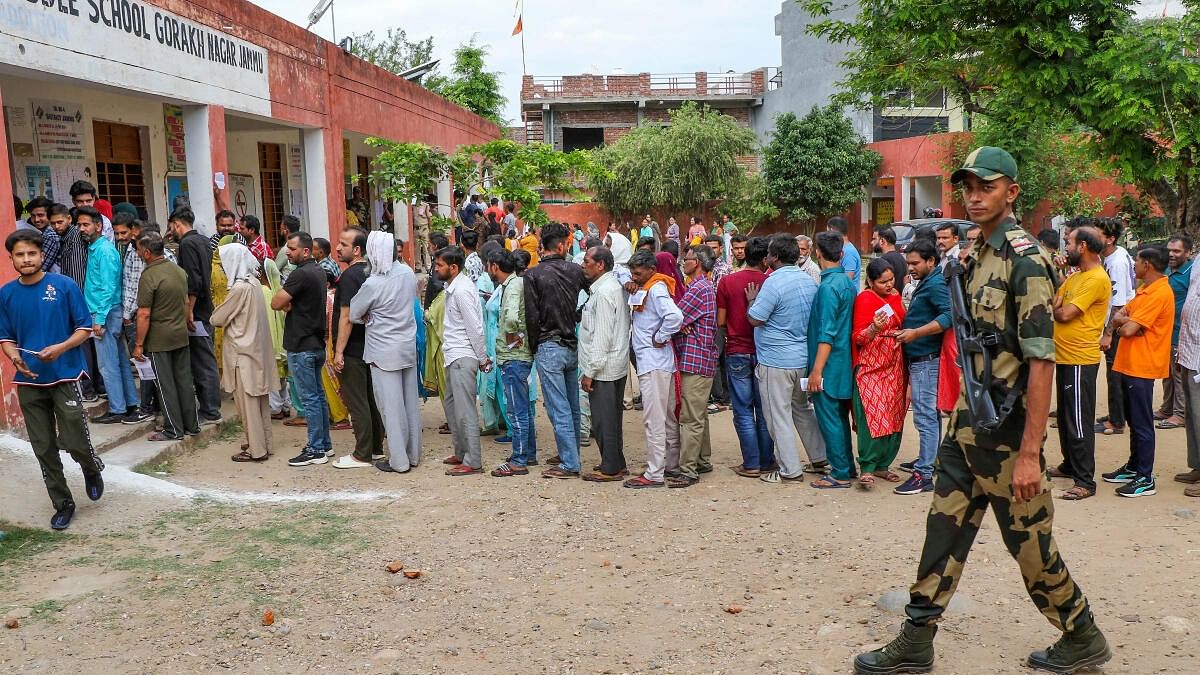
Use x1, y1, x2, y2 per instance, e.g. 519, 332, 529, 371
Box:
670, 245, 719, 487
580, 246, 632, 481
795, 234, 821, 283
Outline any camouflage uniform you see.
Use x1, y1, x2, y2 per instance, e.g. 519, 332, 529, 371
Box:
906, 216, 1093, 632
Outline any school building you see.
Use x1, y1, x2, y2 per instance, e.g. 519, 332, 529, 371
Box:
0, 0, 499, 428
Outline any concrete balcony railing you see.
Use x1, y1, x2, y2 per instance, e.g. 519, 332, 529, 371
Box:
522, 70, 767, 101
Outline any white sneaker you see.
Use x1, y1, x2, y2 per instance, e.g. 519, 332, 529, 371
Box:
332, 455, 373, 469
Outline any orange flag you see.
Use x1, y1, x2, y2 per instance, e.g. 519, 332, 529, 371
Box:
512, 15, 523, 36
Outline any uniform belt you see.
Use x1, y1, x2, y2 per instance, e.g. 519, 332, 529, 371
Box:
908, 352, 940, 364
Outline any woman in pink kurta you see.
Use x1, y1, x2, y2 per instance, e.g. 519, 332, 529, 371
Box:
851, 258, 908, 488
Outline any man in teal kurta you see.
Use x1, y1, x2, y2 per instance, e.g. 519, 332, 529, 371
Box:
807, 230, 857, 487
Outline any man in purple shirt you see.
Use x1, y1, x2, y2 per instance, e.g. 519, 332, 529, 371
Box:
670, 246, 719, 487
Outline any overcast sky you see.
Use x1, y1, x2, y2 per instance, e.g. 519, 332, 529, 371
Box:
249, 0, 1185, 125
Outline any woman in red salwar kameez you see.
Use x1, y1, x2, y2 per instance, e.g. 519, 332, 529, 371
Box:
851, 258, 908, 489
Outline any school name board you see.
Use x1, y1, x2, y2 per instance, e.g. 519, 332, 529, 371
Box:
2, 1, 272, 114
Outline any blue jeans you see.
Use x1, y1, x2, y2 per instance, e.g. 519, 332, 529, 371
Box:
910, 357, 941, 477
727, 353, 773, 470
501, 360, 537, 466
94, 306, 138, 413
535, 341, 580, 472
287, 349, 332, 453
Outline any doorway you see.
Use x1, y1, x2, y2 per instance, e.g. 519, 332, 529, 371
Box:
93, 121, 148, 217
258, 142, 285, 245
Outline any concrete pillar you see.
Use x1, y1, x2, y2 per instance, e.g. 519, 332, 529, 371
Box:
182, 105, 227, 236
302, 127, 339, 240
0, 84, 21, 430
436, 178, 452, 218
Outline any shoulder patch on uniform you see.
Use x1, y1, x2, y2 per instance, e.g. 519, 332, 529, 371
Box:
1005, 230, 1039, 256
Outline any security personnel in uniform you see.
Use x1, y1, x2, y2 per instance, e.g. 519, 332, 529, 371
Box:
854, 147, 1110, 674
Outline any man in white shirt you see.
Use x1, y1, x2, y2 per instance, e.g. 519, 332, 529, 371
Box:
1098, 217, 1135, 435
795, 235, 821, 283
624, 250, 683, 488
437, 246, 491, 475
580, 246, 632, 481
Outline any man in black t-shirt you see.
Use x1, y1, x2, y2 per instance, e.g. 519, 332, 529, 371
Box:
271, 231, 333, 467
330, 227, 383, 468
169, 209, 223, 425
872, 225, 909, 290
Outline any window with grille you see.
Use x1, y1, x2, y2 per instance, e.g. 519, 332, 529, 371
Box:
93, 121, 147, 218
259, 143, 285, 246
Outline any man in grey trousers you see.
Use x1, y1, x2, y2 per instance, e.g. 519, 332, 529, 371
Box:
746, 234, 827, 483
435, 245, 491, 475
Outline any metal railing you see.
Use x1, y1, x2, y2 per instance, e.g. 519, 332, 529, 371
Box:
524, 71, 761, 99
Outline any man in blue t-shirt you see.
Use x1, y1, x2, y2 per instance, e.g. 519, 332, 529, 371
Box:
0, 229, 103, 530
827, 216, 861, 288
746, 234, 828, 484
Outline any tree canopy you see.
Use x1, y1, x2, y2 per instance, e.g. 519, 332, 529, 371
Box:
347, 28, 434, 77
763, 106, 881, 223
368, 139, 599, 228
589, 102, 759, 218
801, 1, 1200, 236
426, 40, 507, 127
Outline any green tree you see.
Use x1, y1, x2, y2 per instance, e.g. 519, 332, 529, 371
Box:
348, 28, 435, 77
717, 173, 780, 233
800, 1, 1200, 236
590, 102, 759, 217
367, 138, 599, 229
426, 40, 507, 127
763, 106, 881, 223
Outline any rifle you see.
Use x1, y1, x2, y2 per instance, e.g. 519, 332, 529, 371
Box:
944, 257, 1002, 434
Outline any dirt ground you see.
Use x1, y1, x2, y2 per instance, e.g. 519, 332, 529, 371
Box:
2, 388, 1199, 674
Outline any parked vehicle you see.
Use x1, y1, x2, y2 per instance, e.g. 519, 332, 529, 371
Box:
890, 218, 974, 251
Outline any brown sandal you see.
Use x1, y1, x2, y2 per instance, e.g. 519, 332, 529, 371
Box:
855, 475, 876, 490
872, 470, 902, 482
231, 450, 268, 463
1059, 486, 1095, 500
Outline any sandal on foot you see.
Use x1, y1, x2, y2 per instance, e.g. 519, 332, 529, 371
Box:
490, 462, 529, 477
231, 450, 268, 462
803, 461, 831, 475
759, 470, 804, 484
731, 464, 761, 478
541, 466, 579, 479
283, 417, 307, 427
445, 464, 482, 476
1047, 465, 1071, 479
623, 476, 663, 489
591, 465, 628, 475
146, 431, 181, 441
438, 423, 451, 434
1059, 485, 1095, 500
872, 470, 902, 482
666, 475, 698, 488
442, 455, 463, 465
855, 475, 875, 490
583, 471, 625, 482
810, 475, 851, 489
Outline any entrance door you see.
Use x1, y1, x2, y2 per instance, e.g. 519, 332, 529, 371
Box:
93, 121, 147, 217
258, 143, 284, 245
355, 155, 371, 227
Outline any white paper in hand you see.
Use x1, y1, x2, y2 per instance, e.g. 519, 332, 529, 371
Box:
627, 290, 647, 307
132, 358, 156, 381
876, 303, 896, 318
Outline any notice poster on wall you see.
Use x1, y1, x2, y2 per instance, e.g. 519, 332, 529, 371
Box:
167, 176, 189, 213
4, 104, 32, 144
288, 144, 303, 183
289, 189, 305, 219
229, 174, 258, 220
32, 100, 85, 161
25, 165, 53, 201
50, 162, 92, 204
164, 105, 187, 173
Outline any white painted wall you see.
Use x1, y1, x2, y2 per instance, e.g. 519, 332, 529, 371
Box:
2, 72, 169, 222
225, 128, 304, 227
913, 177, 943, 217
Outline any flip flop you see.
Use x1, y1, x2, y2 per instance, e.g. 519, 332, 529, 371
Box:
872, 470, 902, 482
231, 450, 268, 463
1059, 486, 1095, 500
1156, 419, 1183, 429
810, 475, 851, 489
146, 432, 181, 441
855, 476, 875, 490
283, 417, 307, 427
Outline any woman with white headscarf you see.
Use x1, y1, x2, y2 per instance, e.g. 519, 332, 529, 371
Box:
211, 243, 280, 462
349, 231, 422, 473
605, 231, 634, 286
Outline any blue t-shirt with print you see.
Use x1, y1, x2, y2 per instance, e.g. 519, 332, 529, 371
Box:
748, 265, 818, 369
0, 273, 91, 386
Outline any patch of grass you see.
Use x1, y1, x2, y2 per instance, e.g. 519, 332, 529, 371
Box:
194, 421, 244, 450
0, 522, 72, 566
133, 456, 176, 476
29, 599, 64, 621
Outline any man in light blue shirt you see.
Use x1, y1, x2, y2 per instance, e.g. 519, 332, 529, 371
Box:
747, 234, 828, 483
828, 216, 861, 288
77, 207, 141, 424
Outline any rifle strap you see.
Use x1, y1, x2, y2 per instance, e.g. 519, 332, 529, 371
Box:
995, 368, 1028, 424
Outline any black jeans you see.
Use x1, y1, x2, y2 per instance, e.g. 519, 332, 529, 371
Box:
590, 376, 627, 474
1122, 375, 1156, 478
188, 323, 222, 421
1104, 332, 1125, 427
340, 355, 384, 462
1055, 363, 1098, 491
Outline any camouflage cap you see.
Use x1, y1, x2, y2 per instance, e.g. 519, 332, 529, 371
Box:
950, 146, 1018, 184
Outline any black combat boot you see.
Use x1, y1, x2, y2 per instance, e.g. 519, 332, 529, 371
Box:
1027, 621, 1111, 674
853, 621, 936, 674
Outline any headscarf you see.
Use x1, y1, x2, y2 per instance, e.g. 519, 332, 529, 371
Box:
264, 257, 283, 295
366, 230, 394, 276
218, 242, 259, 289
586, 221, 599, 238
655, 251, 685, 301
606, 232, 632, 266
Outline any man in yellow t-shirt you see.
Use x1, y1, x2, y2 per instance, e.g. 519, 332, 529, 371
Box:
1051, 226, 1110, 499
1105, 245, 1175, 498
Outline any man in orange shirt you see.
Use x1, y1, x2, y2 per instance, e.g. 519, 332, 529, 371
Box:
1104, 245, 1175, 498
